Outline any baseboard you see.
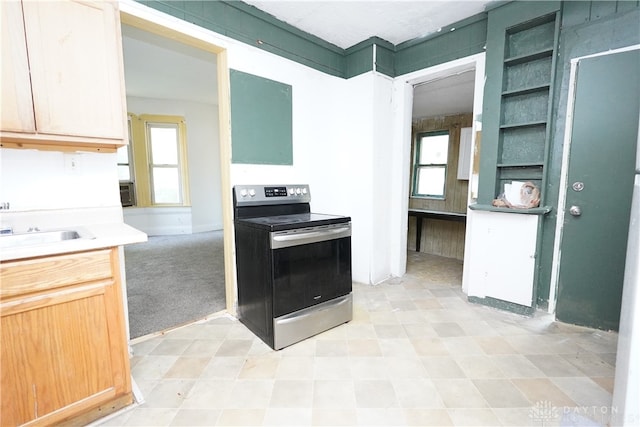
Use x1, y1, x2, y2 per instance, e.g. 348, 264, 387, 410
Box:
192, 223, 223, 233
468, 295, 535, 316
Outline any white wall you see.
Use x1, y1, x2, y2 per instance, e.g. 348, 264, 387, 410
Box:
371, 73, 395, 284
611, 116, 640, 427
228, 44, 342, 190
124, 96, 222, 235
225, 37, 391, 285
4, 0, 487, 292
333, 73, 375, 284
123, 206, 192, 235
0, 148, 120, 212
0, 148, 124, 234
0, 147, 126, 241
2, 0, 483, 289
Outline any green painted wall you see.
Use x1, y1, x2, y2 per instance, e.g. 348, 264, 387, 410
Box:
229, 70, 293, 165
477, 0, 640, 310
478, 1, 561, 206
394, 14, 488, 76
344, 37, 396, 78
536, 1, 640, 306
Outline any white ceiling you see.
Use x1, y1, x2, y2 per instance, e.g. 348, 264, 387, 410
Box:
121, 24, 218, 105
121, 1, 487, 117
243, 0, 495, 49
413, 70, 476, 119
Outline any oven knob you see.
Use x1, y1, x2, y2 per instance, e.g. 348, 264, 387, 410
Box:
240, 189, 248, 197
248, 189, 256, 197
302, 188, 308, 195
296, 188, 302, 195
288, 188, 295, 195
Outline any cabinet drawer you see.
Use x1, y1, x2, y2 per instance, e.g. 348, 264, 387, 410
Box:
0, 249, 113, 300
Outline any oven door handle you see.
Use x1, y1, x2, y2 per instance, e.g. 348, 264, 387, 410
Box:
271, 225, 351, 249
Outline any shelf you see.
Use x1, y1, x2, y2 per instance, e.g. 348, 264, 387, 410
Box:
0, 133, 121, 153
497, 162, 544, 168
482, 11, 559, 206
469, 203, 552, 215
498, 165, 543, 180
504, 48, 554, 66
502, 84, 550, 97
500, 120, 546, 130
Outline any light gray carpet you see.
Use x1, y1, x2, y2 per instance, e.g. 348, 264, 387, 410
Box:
124, 230, 226, 339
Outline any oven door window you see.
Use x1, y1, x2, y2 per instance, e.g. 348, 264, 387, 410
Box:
272, 237, 351, 317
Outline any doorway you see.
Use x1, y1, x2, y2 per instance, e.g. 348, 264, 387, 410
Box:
409, 71, 475, 261
553, 48, 640, 331
118, 10, 234, 339
393, 53, 485, 290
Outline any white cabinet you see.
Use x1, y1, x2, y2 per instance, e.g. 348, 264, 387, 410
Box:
464, 210, 538, 307
1, 0, 127, 148
1, 1, 35, 133
457, 127, 472, 180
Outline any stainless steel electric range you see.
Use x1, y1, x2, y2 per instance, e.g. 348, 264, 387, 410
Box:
233, 184, 352, 350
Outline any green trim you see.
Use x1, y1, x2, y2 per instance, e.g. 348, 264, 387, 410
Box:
135, 1, 488, 79
344, 41, 375, 79
373, 42, 396, 77
411, 130, 450, 199
394, 14, 488, 76
468, 296, 536, 316
138, 0, 346, 77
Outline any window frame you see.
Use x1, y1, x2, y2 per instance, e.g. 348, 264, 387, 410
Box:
117, 116, 135, 183
128, 114, 190, 207
411, 130, 450, 199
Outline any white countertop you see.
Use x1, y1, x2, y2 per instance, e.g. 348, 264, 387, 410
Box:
0, 222, 148, 262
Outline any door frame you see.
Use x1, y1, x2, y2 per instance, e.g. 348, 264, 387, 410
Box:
118, 0, 237, 316
390, 53, 485, 280
548, 44, 640, 313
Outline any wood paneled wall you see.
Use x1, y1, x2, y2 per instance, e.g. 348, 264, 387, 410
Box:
408, 113, 472, 260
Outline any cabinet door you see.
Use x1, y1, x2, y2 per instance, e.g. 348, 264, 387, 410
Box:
22, 0, 126, 140
465, 210, 538, 307
0, 249, 132, 426
0, 1, 36, 133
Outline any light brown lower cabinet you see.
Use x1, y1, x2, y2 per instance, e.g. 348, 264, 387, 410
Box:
1, 248, 132, 426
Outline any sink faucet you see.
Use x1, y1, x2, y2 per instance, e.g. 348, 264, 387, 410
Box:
27, 227, 41, 233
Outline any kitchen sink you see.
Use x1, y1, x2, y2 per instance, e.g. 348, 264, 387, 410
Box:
0, 230, 88, 249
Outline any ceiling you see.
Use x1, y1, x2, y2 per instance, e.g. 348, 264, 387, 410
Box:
121, 24, 218, 105
413, 70, 476, 118
242, 0, 495, 49
121, 1, 489, 118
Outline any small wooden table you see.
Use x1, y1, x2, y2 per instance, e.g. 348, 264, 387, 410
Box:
408, 209, 467, 252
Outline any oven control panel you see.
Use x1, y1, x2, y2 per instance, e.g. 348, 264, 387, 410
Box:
234, 184, 311, 206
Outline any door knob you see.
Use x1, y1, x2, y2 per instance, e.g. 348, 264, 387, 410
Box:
569, 205, 582, 216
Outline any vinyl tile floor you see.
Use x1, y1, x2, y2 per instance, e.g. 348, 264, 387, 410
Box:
98, 252, 618, 426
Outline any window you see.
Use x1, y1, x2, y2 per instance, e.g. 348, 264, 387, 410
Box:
117, 118, 134, 182
412, 131, 449, 198
125, 114, 190, 207
148, 123, 183, 204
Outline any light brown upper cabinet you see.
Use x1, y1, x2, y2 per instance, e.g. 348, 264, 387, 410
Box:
1, 0, 127, 150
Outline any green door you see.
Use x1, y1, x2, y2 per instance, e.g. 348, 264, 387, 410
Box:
556, 49, 640, 331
